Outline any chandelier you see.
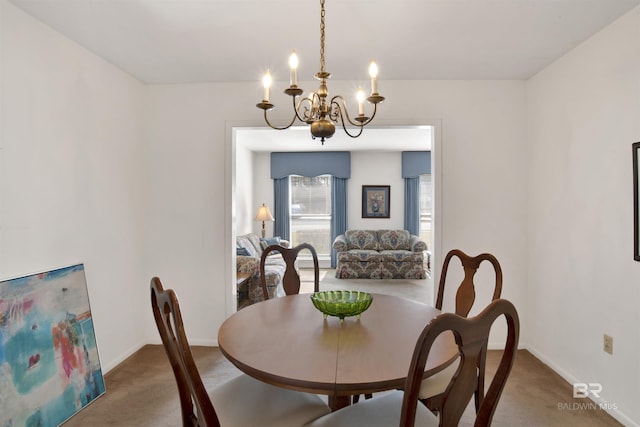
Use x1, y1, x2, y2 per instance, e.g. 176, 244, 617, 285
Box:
256, 0, 385, 144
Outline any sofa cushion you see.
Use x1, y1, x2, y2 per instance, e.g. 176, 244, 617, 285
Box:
246, 234, 264, 256
337, 250, 383, 263
377, 230, 411, 251
237, 235, 259, 258
260, 236, 281, 250
378, 250, 424, 263
263, 253, 285, 266
345, 230, 378, 250
237, 247, 251, 256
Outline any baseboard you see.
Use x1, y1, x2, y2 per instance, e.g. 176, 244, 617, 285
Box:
525, 346, 637, 427
101, 342, 147, 374
188, 338, 218, 347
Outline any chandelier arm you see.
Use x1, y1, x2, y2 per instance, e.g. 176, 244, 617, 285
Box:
328, 97, 366, 139
330, 95, 375, 127
295, 95, 317, 123
365, 102, 379, 123
262, 107, 298, 131
337, 116, 365, 139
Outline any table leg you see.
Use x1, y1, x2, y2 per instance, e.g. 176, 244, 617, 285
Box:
328, 395, 351, 411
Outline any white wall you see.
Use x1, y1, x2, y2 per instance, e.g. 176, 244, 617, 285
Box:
0, 1, 146, 372
142, 77, 528, 346
349, 152, 406, 230
526, 6, 640, 425
235, 144, 254, 235
251, 152, 273, 237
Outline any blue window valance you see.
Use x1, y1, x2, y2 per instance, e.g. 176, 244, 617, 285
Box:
271, 152, 351, 179
401, 151, 431, 178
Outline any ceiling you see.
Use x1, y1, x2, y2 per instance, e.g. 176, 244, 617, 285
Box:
9, 0, 639, 152
9, 0, 640, 84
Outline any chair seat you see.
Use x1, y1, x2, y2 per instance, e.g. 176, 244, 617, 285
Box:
211, 373, 330, 427
304, 391, 437, 427
419, 357, 460, 399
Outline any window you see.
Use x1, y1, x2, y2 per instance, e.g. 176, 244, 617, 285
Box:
419, 174, 432, 245
289, 175, 332, 258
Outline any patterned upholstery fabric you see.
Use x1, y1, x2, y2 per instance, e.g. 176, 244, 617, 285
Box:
337, 250, 383, 263
409, 235, 429, 252
333, 230, 427, 279
236, 233, 289, 307
345, 230, 378, 250
377, 230, 410, 250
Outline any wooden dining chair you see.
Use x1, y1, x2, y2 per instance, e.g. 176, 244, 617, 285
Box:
421, 249, 503, 413
304, 298, 520, 427
150, 277, 330, 427
260, 242, 320, 300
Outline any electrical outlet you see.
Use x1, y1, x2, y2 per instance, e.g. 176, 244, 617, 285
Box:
603, 334, 613, 355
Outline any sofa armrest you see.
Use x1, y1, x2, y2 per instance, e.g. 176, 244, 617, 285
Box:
332, 234, 348, 252
236, 256, 259, 275
409, 235, 428, 252
279, 239, 291, 248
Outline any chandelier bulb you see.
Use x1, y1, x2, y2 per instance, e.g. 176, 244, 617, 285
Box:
369, 61, 379, 94
289, 51, 299, 86
262, 70, 272, 102
357, 88, 365, 115
369, 60, 378, 78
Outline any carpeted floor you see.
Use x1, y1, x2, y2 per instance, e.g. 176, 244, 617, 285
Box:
62, 269, 622, 426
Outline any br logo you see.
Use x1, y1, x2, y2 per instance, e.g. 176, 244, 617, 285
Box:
573, 383, 602, 399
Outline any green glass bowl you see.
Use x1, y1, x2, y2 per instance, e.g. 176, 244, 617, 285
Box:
310, 291, 373, 321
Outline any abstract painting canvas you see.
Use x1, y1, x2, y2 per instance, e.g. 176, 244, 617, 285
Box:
0, 264, 105, 426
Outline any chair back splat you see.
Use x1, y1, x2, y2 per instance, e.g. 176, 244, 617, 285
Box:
403, 299, 519, 427
260, 243, 320, 299
151, 277, 220, 427
425, 249, 504, 413
435, 249, 503, 317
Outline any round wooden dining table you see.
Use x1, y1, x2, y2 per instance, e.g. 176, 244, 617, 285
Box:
218, 293, 457, 411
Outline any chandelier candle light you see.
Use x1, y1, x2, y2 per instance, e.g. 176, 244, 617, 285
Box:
256, 0, 385, 144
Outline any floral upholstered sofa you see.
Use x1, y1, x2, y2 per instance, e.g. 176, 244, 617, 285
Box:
236, 233, 290, 306
333, 229, 428, 279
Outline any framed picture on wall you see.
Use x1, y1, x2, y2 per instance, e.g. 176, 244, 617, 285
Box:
362, 185, 390, 218
633, 142, 640, 261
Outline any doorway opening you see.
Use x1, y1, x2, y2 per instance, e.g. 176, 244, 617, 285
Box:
228, 124, 441, 314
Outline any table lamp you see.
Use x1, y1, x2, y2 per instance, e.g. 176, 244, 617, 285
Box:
254, 203, 274, 238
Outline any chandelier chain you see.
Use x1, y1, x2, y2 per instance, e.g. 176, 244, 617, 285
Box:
320, 0, 325, 73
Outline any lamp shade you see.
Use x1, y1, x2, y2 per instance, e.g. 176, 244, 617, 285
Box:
254, 204, 274, 222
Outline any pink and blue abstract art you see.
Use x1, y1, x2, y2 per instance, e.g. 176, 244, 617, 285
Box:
0, 264, 105, 426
